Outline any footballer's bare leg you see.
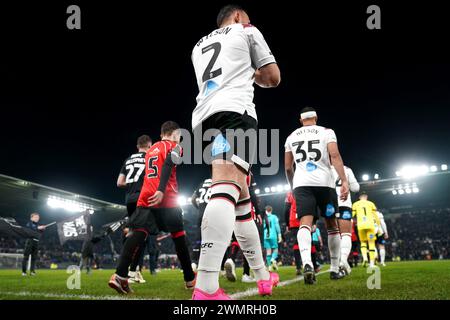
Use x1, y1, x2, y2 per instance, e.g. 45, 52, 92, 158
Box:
338, 219, 352, 274
297, 215, 315, 284
194, 160, 241, 298
325, 218, 344, 279
266, 247, 272, 266
378, 243, 386, 266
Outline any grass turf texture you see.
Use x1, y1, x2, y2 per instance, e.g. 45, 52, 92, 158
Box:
0, 260, 449, 300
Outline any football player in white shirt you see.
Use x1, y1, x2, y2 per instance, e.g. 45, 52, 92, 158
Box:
285, 107, 349, 284
191, 5, 280, 300
375, 211, 389, 266
331, 165, 360, 275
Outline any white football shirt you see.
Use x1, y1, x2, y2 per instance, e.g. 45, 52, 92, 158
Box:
376, 211, 388, 235
332, 166, 360, 208
285, 125, 337, 188
191, 23, 276, 129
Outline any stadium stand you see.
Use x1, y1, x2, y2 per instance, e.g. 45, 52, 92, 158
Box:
1, 172, 449, 270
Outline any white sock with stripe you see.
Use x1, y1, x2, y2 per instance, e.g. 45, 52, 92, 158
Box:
297, 225, 312, 268
196, 181, 241, 294
234, 198, 269, 281
380, 247, 386, 264
328, 228, 341, 273
340, 233, 352, 266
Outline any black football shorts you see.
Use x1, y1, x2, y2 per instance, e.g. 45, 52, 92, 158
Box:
376, 235, 386, 245
293, 186, 338, 219
337, 206, 353, 221
129, 206, 184, 235
194, 111, 258, 174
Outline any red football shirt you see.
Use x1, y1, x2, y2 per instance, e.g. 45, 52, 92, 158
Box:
351, 221, 358, 242
286, 191, 300, 228
137, 140, 180, 208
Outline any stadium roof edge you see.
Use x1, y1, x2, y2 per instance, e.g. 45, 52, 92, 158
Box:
358, 170, 450, 186
0, 173, 125, 212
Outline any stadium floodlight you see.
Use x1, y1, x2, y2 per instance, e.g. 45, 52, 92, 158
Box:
374, 174, 380, 180
419, 165, 429, 175
362, 174, 370, 181
284, 184, 290, 191
398, 189, 405, 195
430, 165, 438, 172
396, 165, 430, 179
47, 196, 93, 213
254, 188, 260, 195
276, 185, 284, 192
405, 188, 412, 194
88, 209, 95, 214
177, 196, 187, 206
270, 186, 276, 193
392, 190, 398, 195
264, 187, 270, 193
442, 164, 448, 171
412, 187, 420, 193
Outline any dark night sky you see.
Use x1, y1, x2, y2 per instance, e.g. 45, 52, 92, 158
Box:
1, 1, 449, 204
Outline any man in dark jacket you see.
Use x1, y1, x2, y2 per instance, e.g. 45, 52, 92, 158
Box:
22, 213, 46, 276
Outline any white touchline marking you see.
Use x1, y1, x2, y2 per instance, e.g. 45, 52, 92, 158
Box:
229, 270, 330, 300
0, 291, 160, 300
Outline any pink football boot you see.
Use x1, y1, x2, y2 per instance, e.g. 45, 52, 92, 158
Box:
257, 272, 279, 296
192, 287, 232, 300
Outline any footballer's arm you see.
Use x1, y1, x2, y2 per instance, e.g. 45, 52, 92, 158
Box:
319, 233, 324, 248
381, 219, 389, 239
255, 63, 281, 88
328, 142, 349, 200
284, 150, 295, 189
348, 168, 360, 193
117, 173, 126, 188
190, 188, 200, 209
249, 181, 262, 216
148, 146, 181, 206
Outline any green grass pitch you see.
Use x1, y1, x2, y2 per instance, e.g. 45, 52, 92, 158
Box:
0, 260, 449, 300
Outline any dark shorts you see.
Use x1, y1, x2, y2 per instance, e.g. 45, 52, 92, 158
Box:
126, 202, 137, 217
376, 234, 386, 245
289, 227, 299, 244
129, 206, 184, 235
194, 111, 258, 174
337, 206, 353, 221
293, 186, 338, 219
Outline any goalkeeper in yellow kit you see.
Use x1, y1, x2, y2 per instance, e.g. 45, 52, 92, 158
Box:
352, 192, 380, 268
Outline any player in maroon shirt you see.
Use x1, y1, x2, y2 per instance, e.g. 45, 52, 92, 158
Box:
109, 121, 195, 294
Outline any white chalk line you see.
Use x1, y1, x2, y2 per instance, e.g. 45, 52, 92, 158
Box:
230, 269, 331, 300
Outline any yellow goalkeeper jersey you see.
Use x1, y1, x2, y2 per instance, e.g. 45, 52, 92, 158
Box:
352, 200, 380, 230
